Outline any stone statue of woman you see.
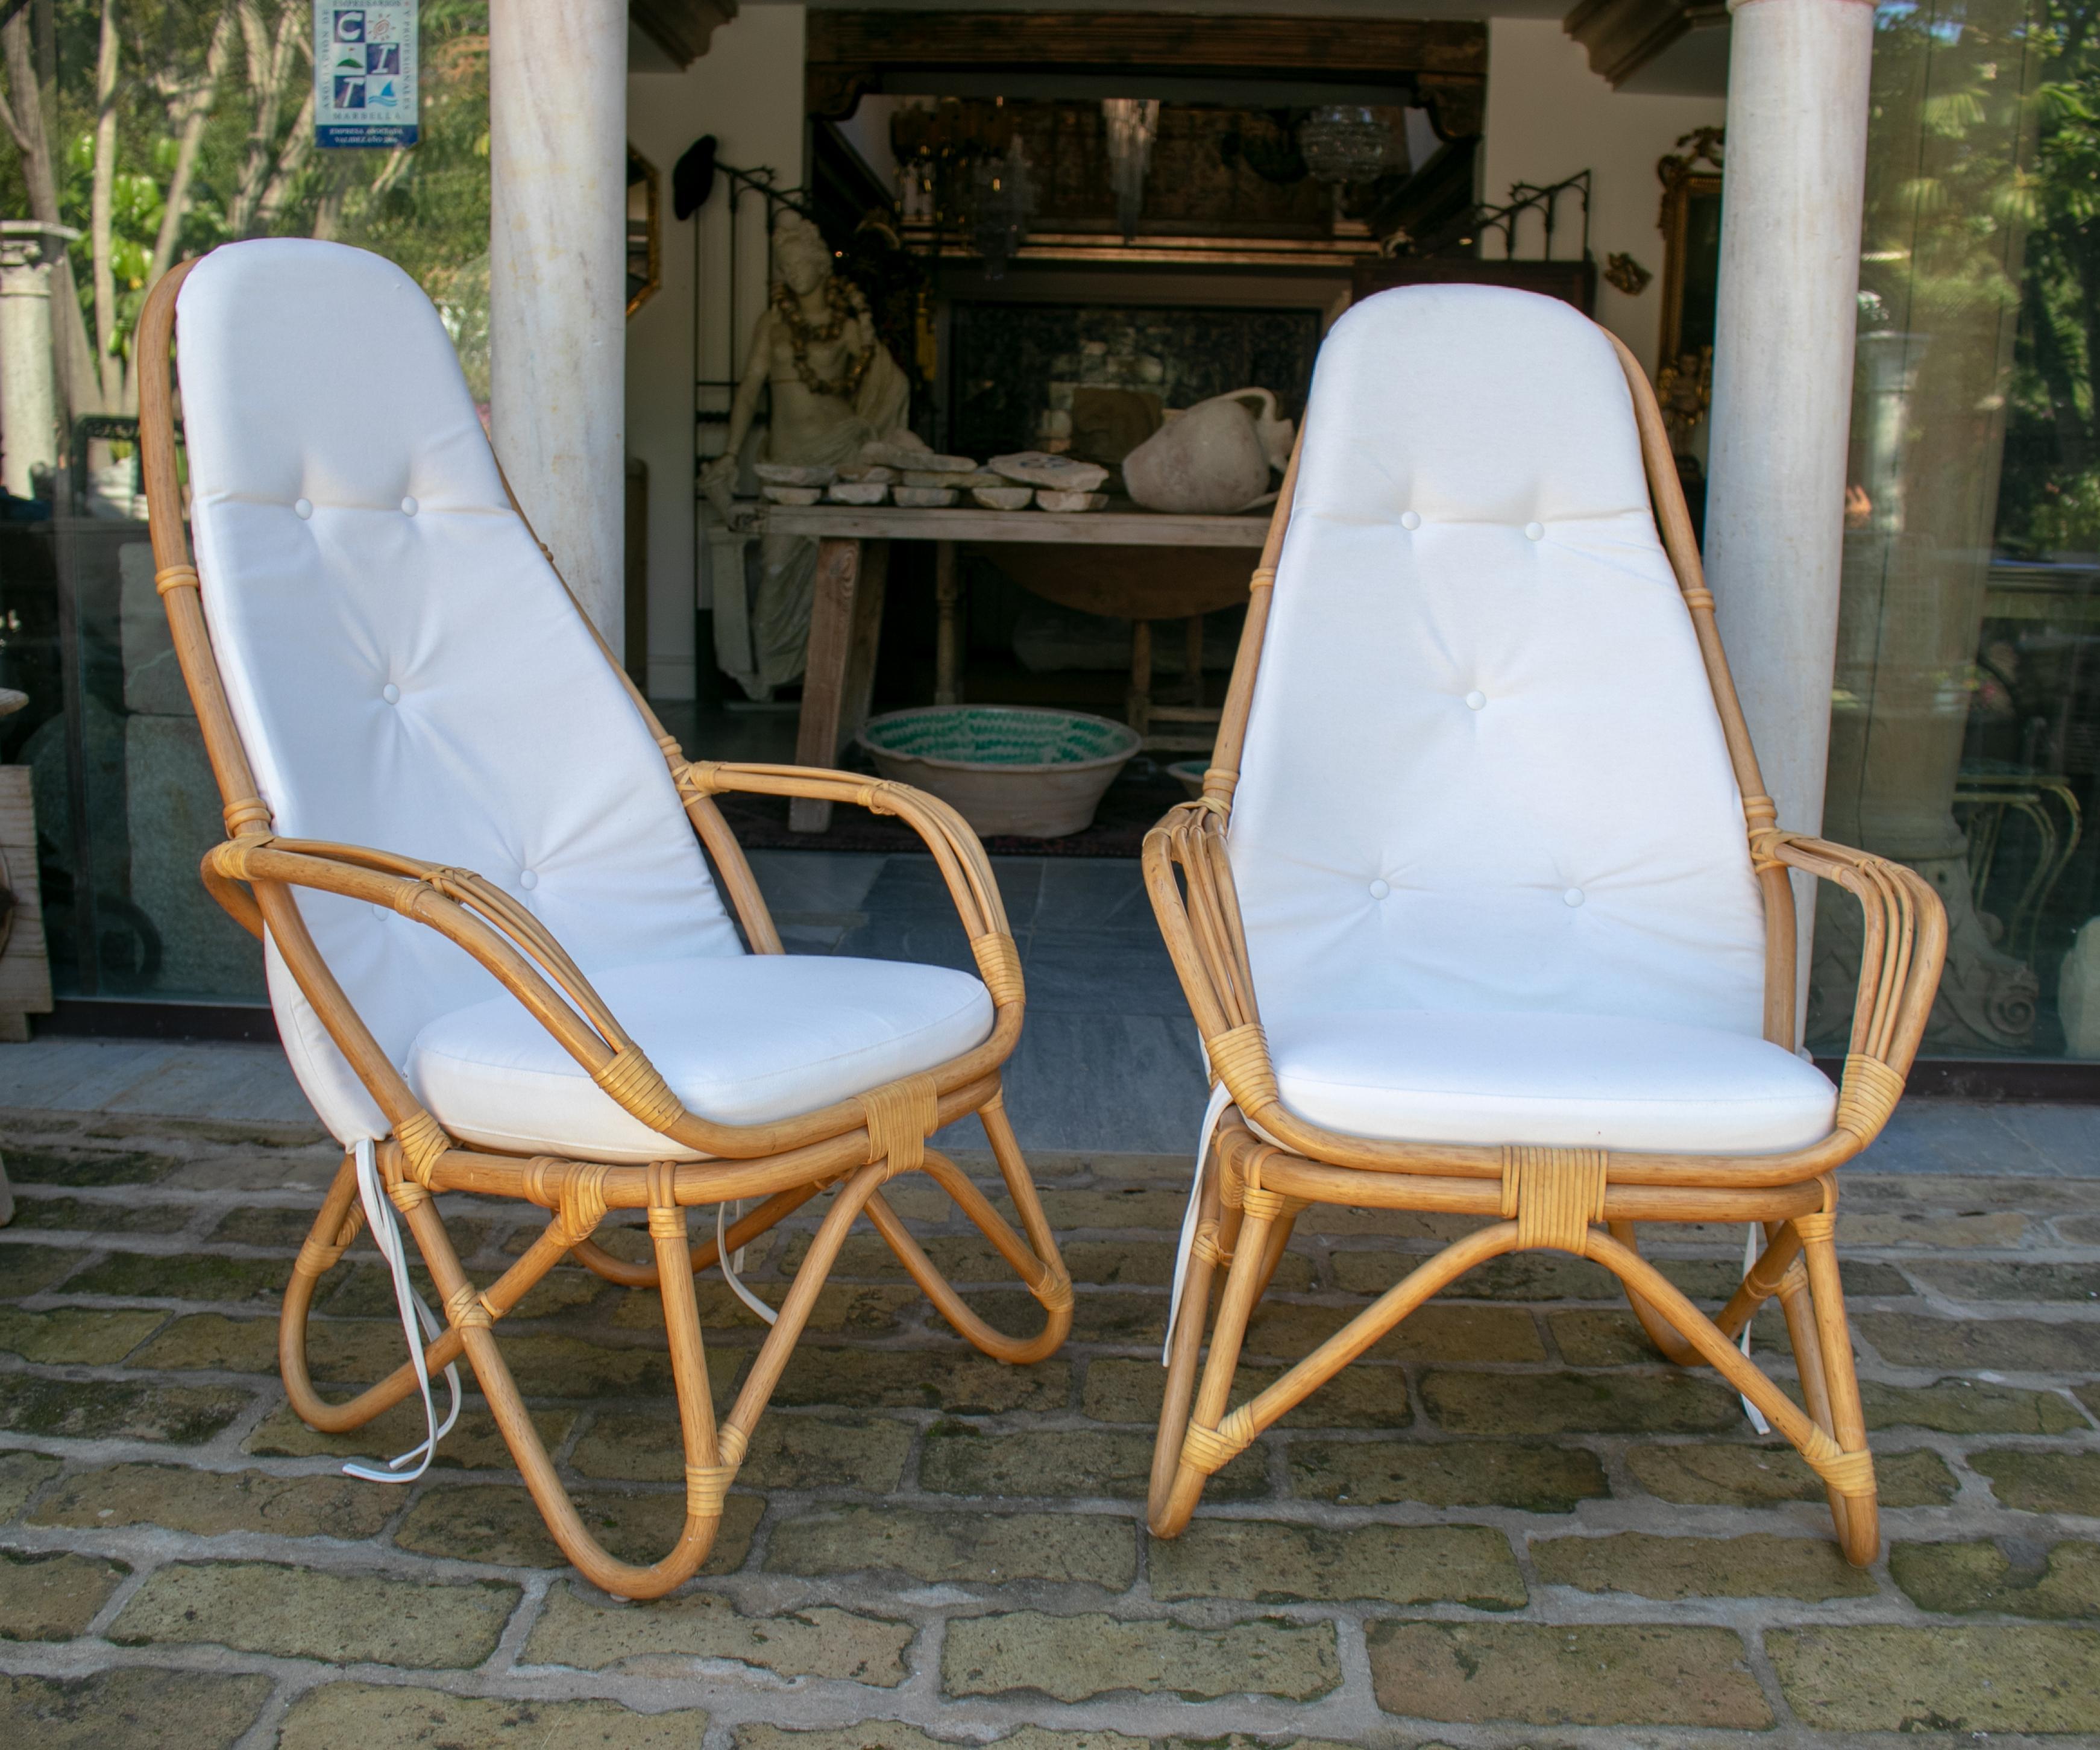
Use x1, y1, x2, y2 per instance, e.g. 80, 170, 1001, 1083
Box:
702, 210, 912, 697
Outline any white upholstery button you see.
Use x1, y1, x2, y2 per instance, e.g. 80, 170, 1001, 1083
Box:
294, 498, 313, 519
1564, 888, 1584, 908
401, 496, 418, 516
519, 870, 538, 891
1465, 690, 1486, 710
1524, 521, 1544, 541
381, 683, 400, 704
1368, 879, 1390, 899
1400, 510, 1421, 531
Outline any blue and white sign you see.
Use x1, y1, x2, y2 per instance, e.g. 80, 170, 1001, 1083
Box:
315, 4, 418, 149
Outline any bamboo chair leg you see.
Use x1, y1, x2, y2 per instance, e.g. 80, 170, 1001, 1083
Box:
713, 1161, 891, 1458
568, 1185, 822, 1288
1248, 1205, 1300, 1304
981, 1090, 1064, 1279
1152, 1218, 1521, 1538
1149, 1152, 1225, 1528
1152, 1191, 1279, 1537
1585, 1226, 1878, 1564
282, 1179, 586, 1437
865, 1181, 1070, 1366
1774, 1247, 1852, 1539
278, 1155, 366, 1432
396, 1180, 723, 1600
1799, 1212, 1879, 1563
1607, 1221, 1700, 1367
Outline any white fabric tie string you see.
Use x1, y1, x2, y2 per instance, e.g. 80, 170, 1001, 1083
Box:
1738, 1221, 1771, 1434
1163, 1077, 1235, 1363
341, 1138, 461, 1484
718, 1198, 778, 1326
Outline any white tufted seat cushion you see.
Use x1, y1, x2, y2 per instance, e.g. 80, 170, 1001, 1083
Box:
1266, 1010, 1837, 1155
1231, 285, 1834, 1154
409, 957, 993, 1164
174, 239, 993, 1155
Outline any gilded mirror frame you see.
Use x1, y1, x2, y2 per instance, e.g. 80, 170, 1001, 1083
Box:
627, 145, 661, 316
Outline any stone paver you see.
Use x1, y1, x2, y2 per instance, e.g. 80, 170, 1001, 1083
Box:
1149, 1519, 1526, 1607
1972, 1444, 2100, 1513
943, 1610, 1341, 1702
0, 1548, 128, 1639
526, 1581, 913, 1684
1768, 1623, 2100, 1733
1289, 1437, 1608, 1510
0, 1111, 2096, 1748
0, 1668, 272, 1747
111, 1560, 520, 1667
1626, 1437, 1959, 1505
1530, 1530, 1876, 1601
278, 1683, 712, 1748
1891, 1536, 2100, 1616
767, 1505, 1137, 1587
1365, 1620, 1771, 1728
29, 1461, 396, 1539
392, 1481, 761, 1571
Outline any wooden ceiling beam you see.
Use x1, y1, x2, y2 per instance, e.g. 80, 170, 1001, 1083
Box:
630, 0, 738, 69
1564, 0, 1727, 89
805, 10, 1486, 136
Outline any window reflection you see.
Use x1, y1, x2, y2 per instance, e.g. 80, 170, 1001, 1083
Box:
1818, 0, 2100, 1059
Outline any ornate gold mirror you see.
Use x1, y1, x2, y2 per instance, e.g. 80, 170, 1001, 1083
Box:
627, 146, 661, 316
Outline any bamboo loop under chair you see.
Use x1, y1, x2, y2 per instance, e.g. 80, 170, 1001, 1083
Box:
1145, 289, 1946, 1565
139, 243, 1070, 1599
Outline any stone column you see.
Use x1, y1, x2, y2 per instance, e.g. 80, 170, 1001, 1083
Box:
487, 0, 627, 639
1702, 0, 1875, 1030
0, 222, 74, 501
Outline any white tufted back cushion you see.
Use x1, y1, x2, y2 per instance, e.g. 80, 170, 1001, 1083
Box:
1230, 285, 1767, 1038
176, 240, 741, 1143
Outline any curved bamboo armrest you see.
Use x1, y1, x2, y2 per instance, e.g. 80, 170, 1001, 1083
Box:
1756, 831, 1948, 1147
201, 833, 1020, 1168
1144, 801, 1258, 1046
673, 761, 1022, 1006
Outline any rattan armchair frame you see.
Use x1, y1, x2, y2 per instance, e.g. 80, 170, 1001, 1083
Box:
1146, 329, 1947, 1564
137, 259, 1070, 1601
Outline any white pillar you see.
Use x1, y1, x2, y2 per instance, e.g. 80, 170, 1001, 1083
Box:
1702, 0, 1875, 1024
0, 223, 68, 501
488, 0, 627, 640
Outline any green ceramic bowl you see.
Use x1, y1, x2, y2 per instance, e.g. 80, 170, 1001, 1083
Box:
858, 705, 1140, 838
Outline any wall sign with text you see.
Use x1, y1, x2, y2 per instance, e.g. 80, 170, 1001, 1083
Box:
315, 4, 420, 149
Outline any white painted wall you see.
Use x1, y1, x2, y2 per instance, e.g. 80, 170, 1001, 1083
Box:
1480, 17, 1725, 380
627, 5, 807, 700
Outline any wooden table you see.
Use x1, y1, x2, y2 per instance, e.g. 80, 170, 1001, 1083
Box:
757, 503, 1271, 830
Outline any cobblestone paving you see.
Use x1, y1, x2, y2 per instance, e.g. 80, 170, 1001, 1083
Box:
0, 1106, 2095, 1748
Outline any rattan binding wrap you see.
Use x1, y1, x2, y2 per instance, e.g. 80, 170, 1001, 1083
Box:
1834, 1055, 1905, 1140
1501, 1147, 1608, 1252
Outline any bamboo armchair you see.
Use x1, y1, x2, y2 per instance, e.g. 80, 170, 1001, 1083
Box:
1147, 286, 1946, 1564
139, 240, 1069, 1600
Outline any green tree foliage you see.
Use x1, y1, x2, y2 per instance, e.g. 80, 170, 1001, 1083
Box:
1, 1, 489, 411
1993, 0, 2100, 550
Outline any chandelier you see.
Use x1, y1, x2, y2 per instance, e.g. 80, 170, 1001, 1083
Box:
1297, 105, 1408, 185
1101, 98, 1160, 240
892, 98, 1036, 272
970, 137, 1035, 278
